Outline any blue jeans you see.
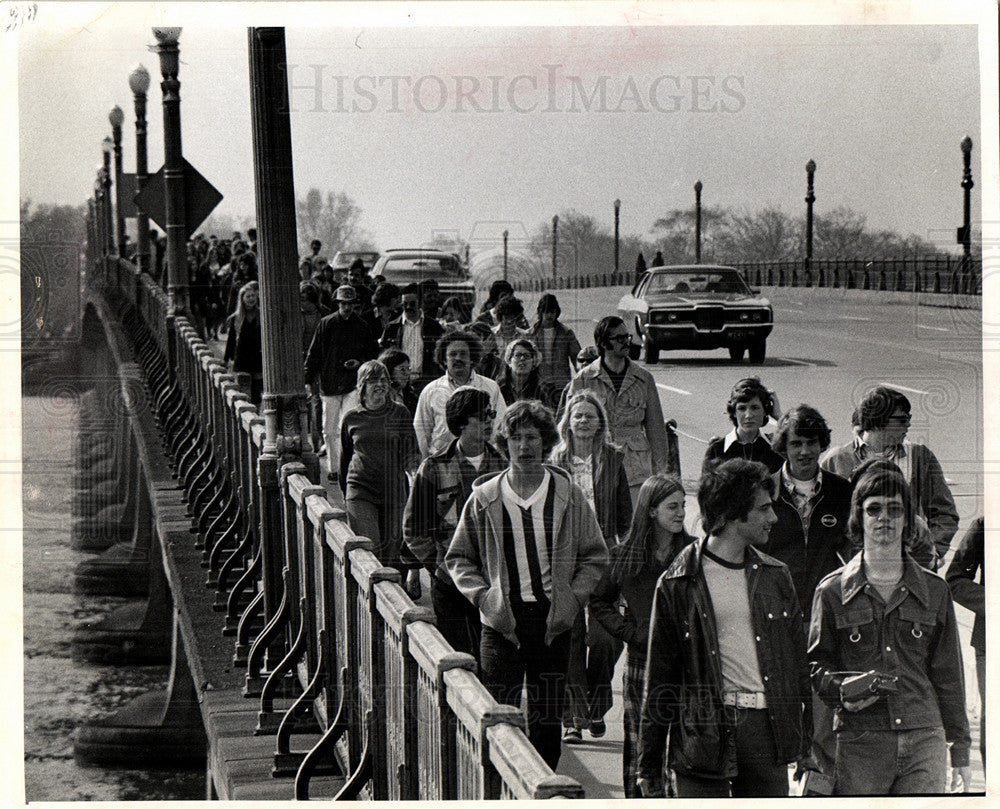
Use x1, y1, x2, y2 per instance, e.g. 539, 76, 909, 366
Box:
673, 707, 789, 797
834, 726, 947, 795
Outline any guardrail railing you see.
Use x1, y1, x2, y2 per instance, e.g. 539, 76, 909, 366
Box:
93, 257, 585, 800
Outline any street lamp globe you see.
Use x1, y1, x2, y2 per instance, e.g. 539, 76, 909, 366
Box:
152, 27, 181, 45
108, 104, 124, 128
129, 63, 151, 95
101, 136, 113, 155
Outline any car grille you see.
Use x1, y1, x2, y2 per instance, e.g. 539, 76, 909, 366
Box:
692, 306, 726, 332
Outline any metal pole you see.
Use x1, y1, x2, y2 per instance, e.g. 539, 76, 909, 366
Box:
613, 199, 621, 276
694, 181, 703, 264
502, 229, 508, 282
960, 136, 973, 264
130, 65, 151, 275
109, 106, 126, 256
101, 145, 114, 255
552, 215, 559, 281
805, 159, 816, 281
153, 27, 189, 316
247, 26, 312, 461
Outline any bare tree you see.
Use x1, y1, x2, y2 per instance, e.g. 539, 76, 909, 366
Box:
295, 187, 376, 256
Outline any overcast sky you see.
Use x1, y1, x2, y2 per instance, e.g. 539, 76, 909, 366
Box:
12, 2, 997, 254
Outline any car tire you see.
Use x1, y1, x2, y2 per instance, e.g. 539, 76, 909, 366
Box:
643, 336, 659, 365
748, 339, 767, 364
728, 344, 746, 361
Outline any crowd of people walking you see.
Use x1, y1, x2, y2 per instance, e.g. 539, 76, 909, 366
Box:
200, 234, 982, 797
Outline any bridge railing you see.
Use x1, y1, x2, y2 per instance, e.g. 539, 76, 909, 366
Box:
507, 255, 983, 295
95, 259, 584, 799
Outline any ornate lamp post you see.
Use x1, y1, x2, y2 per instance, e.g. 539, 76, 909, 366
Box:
100, 138, 114, 255
551, 215, 559, 281
129, 64, 152, 275
960, 137, 973, 276
805, 159, 816, 285
502, 229, 509, 282
614, 198, 621, 276
152, 27, 188, 315
693, 181, 703, 264
93, 172, 106, 266
108, 105, 126, 257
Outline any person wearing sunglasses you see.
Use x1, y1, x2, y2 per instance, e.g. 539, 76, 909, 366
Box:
403, 387, 507, 663
560, 316, 669, 504
820, 385, 958, 569
809, 459, 972, 795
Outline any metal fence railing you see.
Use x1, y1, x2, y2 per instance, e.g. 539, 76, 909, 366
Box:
94, 255, 585, 800
507, 256, 983, 296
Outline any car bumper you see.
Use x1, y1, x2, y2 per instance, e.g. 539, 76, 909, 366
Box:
644, 323, 772, 348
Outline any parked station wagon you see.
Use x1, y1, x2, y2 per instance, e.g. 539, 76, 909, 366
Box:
617, 265, 773, 364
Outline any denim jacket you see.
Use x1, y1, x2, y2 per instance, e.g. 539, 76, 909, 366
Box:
637, 539, 813, 780
808, 551, 971, 767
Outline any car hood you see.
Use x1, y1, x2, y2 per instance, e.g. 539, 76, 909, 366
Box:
643, 292, 769, 306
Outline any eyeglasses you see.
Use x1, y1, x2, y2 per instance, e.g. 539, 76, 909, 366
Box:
607, 334, 631, 345
864, 503, 906, 519
511, 352, 534, 360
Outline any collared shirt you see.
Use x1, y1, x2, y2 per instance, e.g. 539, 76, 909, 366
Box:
401, 314, 424, 375
855, 435, 913, 484
780, 463, 822, 519
413, 373, 507, 457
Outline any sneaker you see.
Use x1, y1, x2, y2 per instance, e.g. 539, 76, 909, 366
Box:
562, 727, 582, 744
589, 719, 606, 738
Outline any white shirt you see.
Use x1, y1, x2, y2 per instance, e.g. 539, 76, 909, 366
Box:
413, 372, 507, 457
401, 314, 424, 375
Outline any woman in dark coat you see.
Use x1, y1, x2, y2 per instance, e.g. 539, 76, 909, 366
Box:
589, 474, 694, 797
339, 360, 422, 577
496, 337, 560, 409
525, 293, 582, 394
550, 391, 632, 743
702, 376, 783, 475
223, 280, 263, 405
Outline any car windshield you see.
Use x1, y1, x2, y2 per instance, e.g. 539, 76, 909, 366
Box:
645, 270, 749, 295
379, 255, 467, 283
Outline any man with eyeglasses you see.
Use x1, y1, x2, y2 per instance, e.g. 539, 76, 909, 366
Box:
404, 388, 507, 663
561, 316, 669, 504
820, 385, 958, 568
809, 460, 971, 795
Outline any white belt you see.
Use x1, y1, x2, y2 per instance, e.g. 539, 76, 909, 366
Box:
723, 691, 767, 709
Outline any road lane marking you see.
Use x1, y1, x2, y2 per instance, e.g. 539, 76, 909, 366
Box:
916, 324, 950, 332
885, 383, 930, 395
782, 357, 815, 366
839, 316, 871, 321
656, 383, 692, 396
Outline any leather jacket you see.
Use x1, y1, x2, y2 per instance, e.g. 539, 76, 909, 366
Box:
638, 538, 812, 780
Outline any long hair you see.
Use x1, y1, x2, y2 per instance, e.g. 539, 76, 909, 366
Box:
355, 360, 391, 409
234, 280, 259, 332
610, 474, 690, 582
848, 459, 916, 547
550, 391, 613, 461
